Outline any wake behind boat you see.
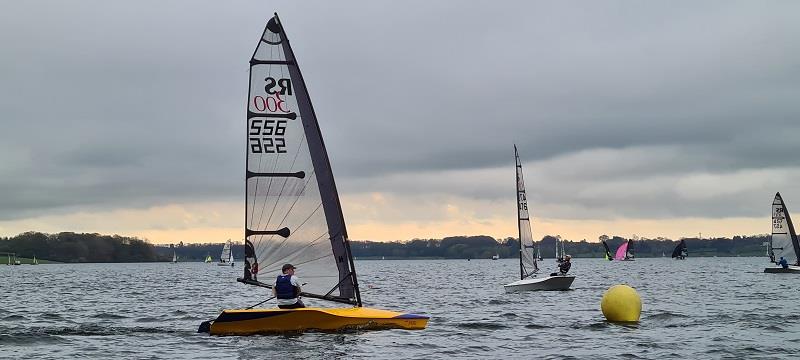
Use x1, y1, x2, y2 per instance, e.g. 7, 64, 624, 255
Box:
200, 14, 428, 335
504, 146, 574, 293
765, 192, 800, 273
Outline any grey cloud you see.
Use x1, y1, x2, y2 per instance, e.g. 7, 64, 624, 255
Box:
1, 1, 800, 222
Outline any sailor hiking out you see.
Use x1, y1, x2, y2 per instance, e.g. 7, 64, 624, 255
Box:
273, 263, 305, 309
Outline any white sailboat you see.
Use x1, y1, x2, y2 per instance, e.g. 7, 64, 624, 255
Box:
504, 146, 574, 292
172, 250, 178, 263
205, 254, 213, 263
217, 240, 234, 266
766, 192, 800, 273
199, 13, 428, 335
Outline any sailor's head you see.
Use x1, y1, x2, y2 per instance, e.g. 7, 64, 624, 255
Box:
780, 257, 785, 261
282, 263, 296, 274
565, 255, 571, 260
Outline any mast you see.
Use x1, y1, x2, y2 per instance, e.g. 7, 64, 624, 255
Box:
515, 145, 524, 280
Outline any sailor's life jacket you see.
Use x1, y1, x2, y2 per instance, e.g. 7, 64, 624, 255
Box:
558, 261, 571, 274
275, 274, 300, 299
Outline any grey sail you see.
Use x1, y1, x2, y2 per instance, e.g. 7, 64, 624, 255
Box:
770, 192, 800, 265
241, 14, 360, 305
515, 146, 538, 279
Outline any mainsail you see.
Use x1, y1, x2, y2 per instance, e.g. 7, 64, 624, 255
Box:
220, 240, 232, 264
602, 241, 613, 261
671, 239, 687, 259
770, 192, 800, 265
515, 146, 538, 279
241, 14, 360, 305
614, 241, 628, 261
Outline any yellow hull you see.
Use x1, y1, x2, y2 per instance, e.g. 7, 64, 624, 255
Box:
207, 307, 429, 335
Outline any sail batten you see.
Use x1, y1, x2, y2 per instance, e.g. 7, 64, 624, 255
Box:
242, 14, 359, 305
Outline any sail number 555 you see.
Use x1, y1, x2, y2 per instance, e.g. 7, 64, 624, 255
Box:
249, 120, 287, 153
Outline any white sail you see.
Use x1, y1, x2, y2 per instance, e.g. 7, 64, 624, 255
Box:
515, 146, 538, 279
770, 192, 800, 265
241, 14, 359, 305
220, 241, 232, 264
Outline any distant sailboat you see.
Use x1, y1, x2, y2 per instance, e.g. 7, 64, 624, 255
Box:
217, 240, 234, 267
492, 254, 500, 260
32, 255, 38, 265
614, 240, 635, 261
199, 13, 428, 335
672, 240, 688, 260
172, 250, 178, 263
601, 241, 613, 261
205, 254, 213, 263
504, 145, 574, 292
555, 236, 566, 263
766, 192, 800, 273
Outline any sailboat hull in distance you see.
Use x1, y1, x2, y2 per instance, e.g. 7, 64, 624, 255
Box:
206, 307, 429, 335
503, 275, 575, 292
764, 265, 800, 273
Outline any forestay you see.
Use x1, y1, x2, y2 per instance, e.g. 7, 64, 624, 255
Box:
241, 14, 360, 305
515, 146, 538, 279
770, 192, 800, 266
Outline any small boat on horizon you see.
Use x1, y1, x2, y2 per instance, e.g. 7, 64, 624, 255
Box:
672, 240, 688, 260
602, 240, 613, 261
614, 239, 635, 261
217, 240, 234, 267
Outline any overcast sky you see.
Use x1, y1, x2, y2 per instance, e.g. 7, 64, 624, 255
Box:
1, 1, 799, 243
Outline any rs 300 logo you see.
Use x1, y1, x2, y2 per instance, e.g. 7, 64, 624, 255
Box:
253, 77, 293, 113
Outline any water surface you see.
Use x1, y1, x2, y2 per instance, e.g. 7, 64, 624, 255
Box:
1, 257, 798, 359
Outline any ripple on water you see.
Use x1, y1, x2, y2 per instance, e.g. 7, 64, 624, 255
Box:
2, 315, 27, 321
455, 322, 509, 330
91, 313, 128, 319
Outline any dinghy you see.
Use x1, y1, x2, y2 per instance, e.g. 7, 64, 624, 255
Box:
555, 236, 566, 264
765, 192, 800, 273
614, 240, 635, 261
205, 254, 213, 263
172, 250, 177, 263
504, 146, 574, 292
601, 240, 613, 261
671, 240, 687, 260
201, 14, 428, 335
217, 240, 234, 266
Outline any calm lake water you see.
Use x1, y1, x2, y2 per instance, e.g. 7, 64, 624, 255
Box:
1, 257, 798, 359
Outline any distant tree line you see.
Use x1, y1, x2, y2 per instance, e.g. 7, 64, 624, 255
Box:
0, 232, 159, 263
0, 231, 771, 263
350, 234, 770, 259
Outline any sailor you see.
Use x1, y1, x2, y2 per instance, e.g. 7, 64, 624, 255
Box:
558, 255, 572, 275
779, 256, 789, 269
273, 263, 305, 309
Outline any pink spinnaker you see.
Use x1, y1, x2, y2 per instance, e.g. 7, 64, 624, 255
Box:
614, 242, 628, 261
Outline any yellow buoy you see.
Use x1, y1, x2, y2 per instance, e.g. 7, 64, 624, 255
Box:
601, 284, 641, 322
